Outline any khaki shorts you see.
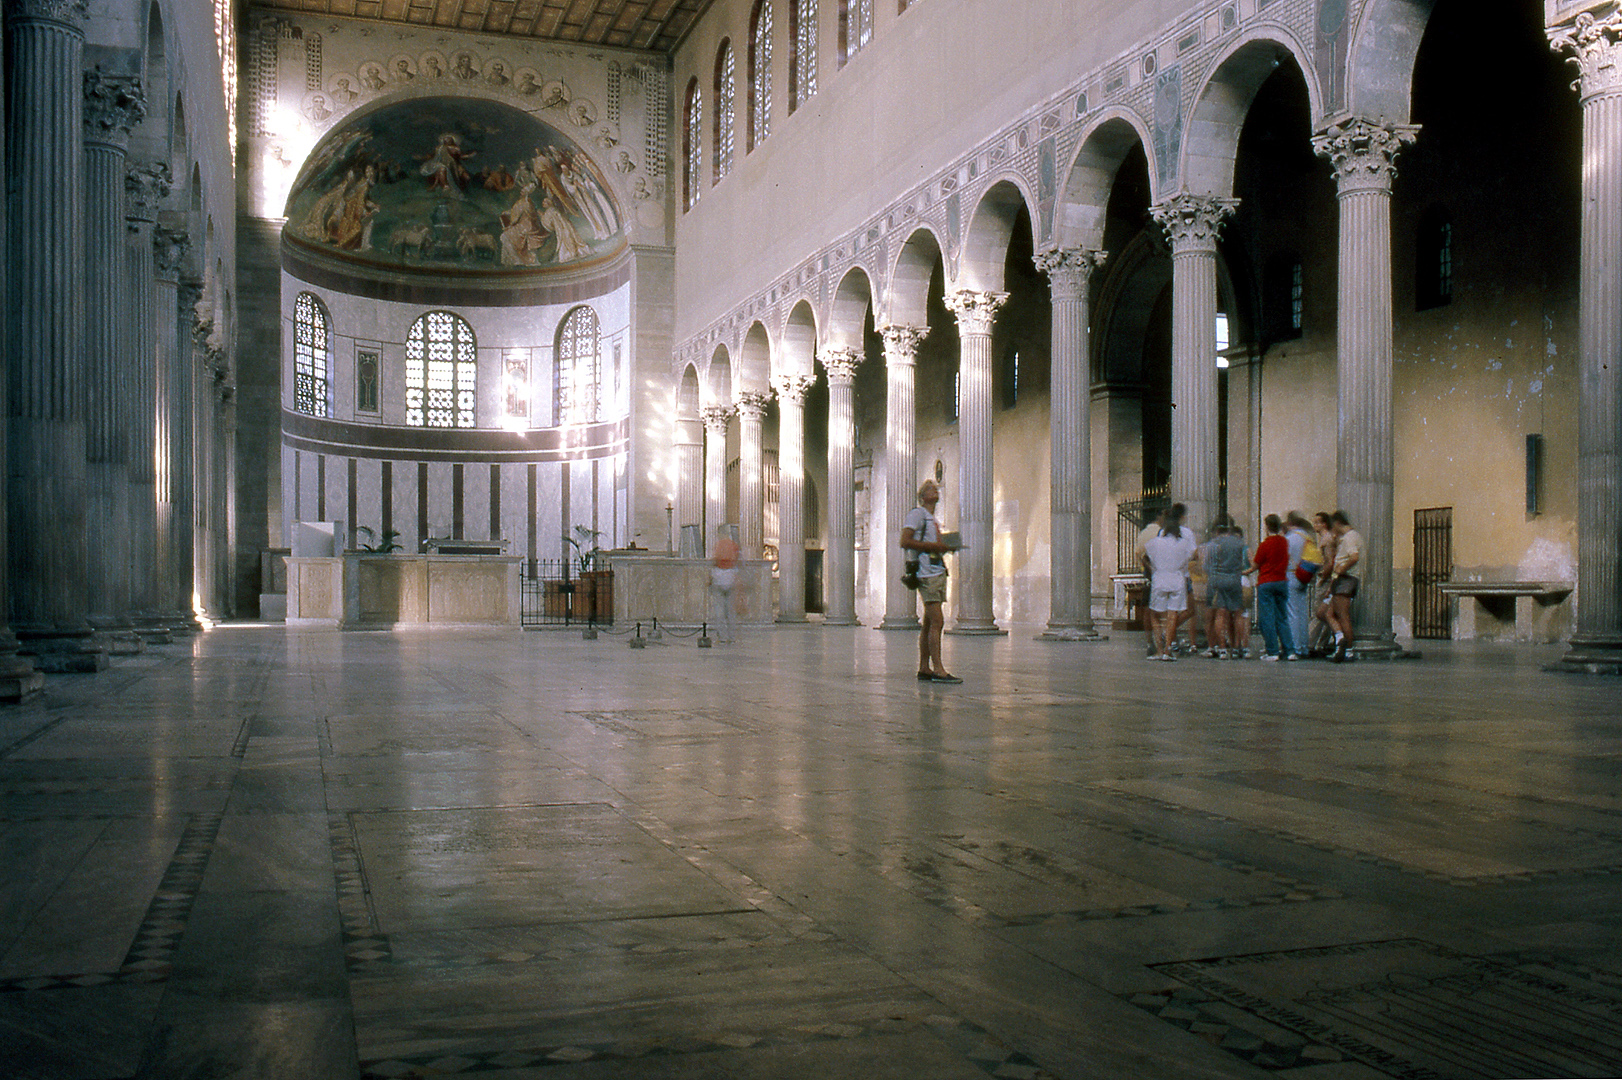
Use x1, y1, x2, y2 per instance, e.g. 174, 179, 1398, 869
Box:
917, 574, 947, 604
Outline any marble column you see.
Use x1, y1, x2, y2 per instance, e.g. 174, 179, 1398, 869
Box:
146, 225, 186, 638
1312, 118, 1417, 657
945, 289, 1008, 634
82, 72, 144, 649
674, 413, 704, 555
772, 372, 814, 622
878, 324, 927, 631
1036, 248, 1110, 641
822, 347, 861, 626
735, 391, 770, 559
213, 356, 236, 619
1150, 194, 1237, 540
172, 277, 203, 628
191, 311, 216, 619
0, 29, 45, 698
702, 405, 733, 555
6, 0, 107, 670
1549, 11, 1622, 672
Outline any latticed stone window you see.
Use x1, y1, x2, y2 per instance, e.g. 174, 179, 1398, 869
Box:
555, 306, 602, 425
405, 311, 477, 428
293, 292, 330, 417
684, 78, 703, 210
715, 42, 736, 182
750, 0, 773, 150
841, 0, 872, 65
792, 0, 817, 111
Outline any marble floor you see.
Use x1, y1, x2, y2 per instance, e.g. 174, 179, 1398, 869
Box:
1, 624, 1620, 1080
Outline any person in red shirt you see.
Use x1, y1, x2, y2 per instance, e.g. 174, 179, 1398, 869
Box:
1251, 514, 1297, 660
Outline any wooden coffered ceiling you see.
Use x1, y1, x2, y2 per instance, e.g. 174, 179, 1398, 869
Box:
251, 0, 714, 53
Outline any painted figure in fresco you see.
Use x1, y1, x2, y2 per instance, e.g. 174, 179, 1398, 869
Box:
333, 164, 379, 250
361, 63, 387, 91
452, 53, 478, 80
485, 61, 511, 87
499, 184, 547, 266
556, 152, 609, 239
393, 58, 416, 82
539, 194, 588, 262
298, 169, 354, 243
529, 148, 581, 219
570, 100, 596, 127
483, 164, 516, 192
614, 150, 635, 173
305, 94, 331, 123
331, 77, 358, 103
517, 71, 542, 96
562, 147, 620, 234
420, 133, 474, 194
539, 80, 570, 108
422, 55, 446, 79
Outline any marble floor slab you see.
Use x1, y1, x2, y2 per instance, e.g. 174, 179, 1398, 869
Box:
0, 628, 1618, 1079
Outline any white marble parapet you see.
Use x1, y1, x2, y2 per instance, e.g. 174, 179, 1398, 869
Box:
287, 555, 522, 629
607, 552, 774, 628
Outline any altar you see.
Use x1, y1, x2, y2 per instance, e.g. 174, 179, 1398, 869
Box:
286, 554, 523, 629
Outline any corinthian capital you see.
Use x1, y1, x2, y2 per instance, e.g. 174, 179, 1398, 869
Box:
821, 346, 862, 384
9, 0, 88, 26
1549, 9, 1622, 98
736, 390, 772, 420
84, 72, 146, 145
701, 404, 734, 432
945, 290, 1008, 335
878, 324, 928, 363
1150, 194, 1239, 253
126, 161, 172, 223
1033, 248, 1109, 300
771, 371, 815, 404
153, 226, 190, 278
1310, 117, 1419, 195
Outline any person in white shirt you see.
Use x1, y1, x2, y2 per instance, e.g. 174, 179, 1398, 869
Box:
1143, 506, 1198, 661
900, 480, 961, 683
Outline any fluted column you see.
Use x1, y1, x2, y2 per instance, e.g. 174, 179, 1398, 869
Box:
736, 391, 770, 559
1151, 194, 1237, 538
1550, 12, 1622, 672
147, 225, 186, 637
702, 404, 733, 555
772, 372, 814, 622
879, 324, 926, 630
6, 0, 109, 669
1036, 247, 1110, 640
123, 177, 172, 623
172, 277, 202, 627
191, 309, 216, 618
822, 347, 861, 626
212, 354, 236, 619
674, 413, 704, 555
83, 72, 144, 636
1312, 118, 1417, 656
0, 26, 45, 698
945, 289, 1008, 634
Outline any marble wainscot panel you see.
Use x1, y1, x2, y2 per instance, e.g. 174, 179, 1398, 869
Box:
287, 555, 521, 628
607, 551, 773, 627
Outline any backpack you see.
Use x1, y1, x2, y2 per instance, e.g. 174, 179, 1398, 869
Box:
1296, 535, 1322, 583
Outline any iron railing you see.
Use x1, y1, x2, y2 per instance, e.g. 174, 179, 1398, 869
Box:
520, 558, 614, 627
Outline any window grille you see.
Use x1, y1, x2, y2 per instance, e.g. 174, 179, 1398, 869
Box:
555, 306, 602, 425
750, 1, 774, 150
293, 292, 330, 417
684, 78, 702, 210
841, 0, 872, 65
792, 0, 817, 110
715, 42, 735, 181
405, 311, 477, 428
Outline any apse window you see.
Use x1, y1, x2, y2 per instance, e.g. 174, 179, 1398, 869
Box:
714, 42, 735, 181
1417, 209, 1453, 310
405, 311, 477, 428
791, 0, 818, 111
293, 292, 330, 417
749, 0, 773, 150
683, 78, 703, 210
840, 0, 873, 66
556, 305, 602, 425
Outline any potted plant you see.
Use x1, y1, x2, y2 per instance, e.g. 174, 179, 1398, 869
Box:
355, 526, 402, 553
566, 525, 603, 621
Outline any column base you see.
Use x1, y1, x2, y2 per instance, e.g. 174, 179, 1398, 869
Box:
0, 633, 44, 701
1544, 636, 1622, 675
775, 613, 809, 625
877, 616, 921, 631
822, 617, 861, 628
131, 617, 174, 645
88, 616, 147, 655
15, 627, 111, 674
947, 624, 1007, 637
1345, 636, 1422, 661
1039, 626, 1110, 642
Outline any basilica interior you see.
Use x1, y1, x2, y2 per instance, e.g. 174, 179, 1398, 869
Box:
2, 0, 1621, 1077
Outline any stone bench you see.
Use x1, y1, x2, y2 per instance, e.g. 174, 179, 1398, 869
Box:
1433, 581, 1574, 643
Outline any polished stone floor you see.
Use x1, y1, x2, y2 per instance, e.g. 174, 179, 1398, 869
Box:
1, 623, 1620, 1079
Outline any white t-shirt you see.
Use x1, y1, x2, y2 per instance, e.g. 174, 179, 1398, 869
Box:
903, 505, 946, 578
1145, 529, 1198, 593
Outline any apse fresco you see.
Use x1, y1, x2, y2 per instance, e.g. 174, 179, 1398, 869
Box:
284, 97, 625, 273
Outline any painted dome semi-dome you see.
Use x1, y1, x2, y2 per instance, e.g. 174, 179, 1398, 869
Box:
284, 96, 626, 277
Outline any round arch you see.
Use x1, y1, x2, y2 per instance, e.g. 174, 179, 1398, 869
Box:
1345, 0, 1434, 123
1056, 109, 1158, 251
827, 267, 873, 350
887, 227, 945, 327
957, 176, 1036, 293
678, 364, 702, 420
782, 300, 817, 376
738, 321, 772, 395
1183, 29, 1324, 198
706, 344, 733, 407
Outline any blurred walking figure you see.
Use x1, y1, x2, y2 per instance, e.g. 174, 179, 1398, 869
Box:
1144, 505, 1197, 661
1204, 516, 1250, 659
711, 525, 740, 643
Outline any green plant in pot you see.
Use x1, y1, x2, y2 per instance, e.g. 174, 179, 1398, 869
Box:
355, 525, 402, 553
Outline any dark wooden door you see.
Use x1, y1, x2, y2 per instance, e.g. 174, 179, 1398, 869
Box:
1413, 507, 1453, 639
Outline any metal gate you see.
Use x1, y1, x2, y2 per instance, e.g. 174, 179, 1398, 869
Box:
1412, 506, 1453, 639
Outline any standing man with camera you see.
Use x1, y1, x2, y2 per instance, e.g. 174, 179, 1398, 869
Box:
901, 479, 961, 683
